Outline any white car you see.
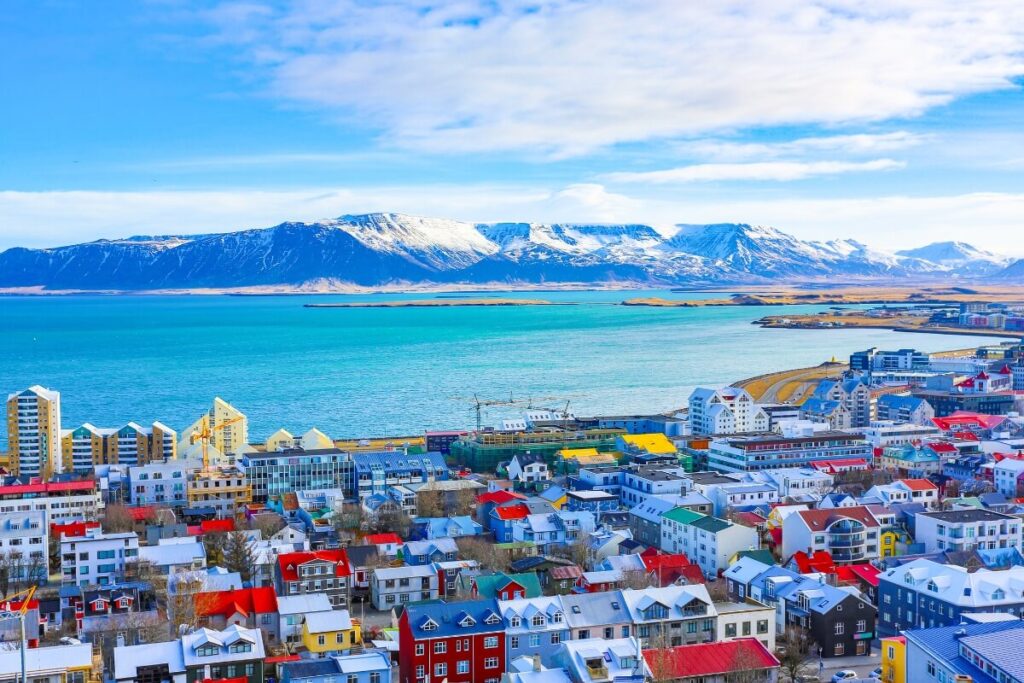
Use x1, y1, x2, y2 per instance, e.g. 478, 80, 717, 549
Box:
870, 666, 882, 679
831, 672, 858, 683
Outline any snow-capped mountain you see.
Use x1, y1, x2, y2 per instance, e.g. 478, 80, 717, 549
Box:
0, 213, 1015, 290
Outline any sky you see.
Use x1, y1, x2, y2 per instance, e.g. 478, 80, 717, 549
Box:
2, 0, 1024, 253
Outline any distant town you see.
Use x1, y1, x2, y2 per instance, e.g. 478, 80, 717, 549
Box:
6, 335, 1024, 683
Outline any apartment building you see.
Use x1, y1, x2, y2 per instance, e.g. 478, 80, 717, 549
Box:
874, 396, 935, 426
60, 527, 139, 587
6, 385, 62, 479
708, 423, 871, 473
128, 459, 194, 507
276, 549, 352, 609
62, 421, 177, 472
353, 450, 449, 502
619, 465, 691, 507
780, 506, 881, 564
187, 467, 252, 515
0, 479, 101, 524
0, 511, 47, 583
620, 584, 717, 648
660, 507, 759, 578
239, 448, 355, 502
179, 397, 249, 459
859, 421, 942, 448
497, 596, 570, 668
688, 387, 769, 436
914, 509, 1023, 553
398, 599, 506, 683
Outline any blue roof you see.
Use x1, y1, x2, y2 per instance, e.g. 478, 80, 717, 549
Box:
404, 599, 504, 639
878, 394, 927, 411
539, 485, 565, 502
801, 398, 843, 414
352, 450, 448, 473
904, 620, 1024, 683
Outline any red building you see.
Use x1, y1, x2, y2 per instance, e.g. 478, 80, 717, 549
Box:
276, 549, 352, 608
399, 599, 505, 683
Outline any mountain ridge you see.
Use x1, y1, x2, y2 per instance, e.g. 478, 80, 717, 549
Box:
0, 212, 1018, 290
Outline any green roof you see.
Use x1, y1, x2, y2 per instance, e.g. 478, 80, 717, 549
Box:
662, 507, 705, 525
473, 571, 543, 599
943, 496, 984, 509
733, 549, 774, 565
690, 516, 731, 533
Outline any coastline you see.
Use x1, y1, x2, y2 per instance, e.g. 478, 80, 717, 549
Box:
304, 298, 570, 308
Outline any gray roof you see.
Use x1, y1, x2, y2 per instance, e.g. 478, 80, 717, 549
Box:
560, 591, 632, 628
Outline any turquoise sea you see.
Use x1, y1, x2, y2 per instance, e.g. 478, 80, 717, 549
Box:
0, 291, 1008, 443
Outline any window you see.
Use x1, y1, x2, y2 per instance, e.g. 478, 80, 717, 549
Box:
457, 662, 470, 675
318, 635, 326, 646
434, 642, 446, 654
416, 644, 425, 656
532, 614, 545, 627
229, 643, 252, 654
435, 664, 447, 678
349, 675, 358, 683
416, 666, 425, 680
579, 629, 590, 639
484, 636, 499, 648
510, 636, 519, 648
835, 622, 845, 635
484, 658, 499, 669
725, 624, 737, 638
510, 617, 521, 628
530, 634, 540, 648
197, 645, 219, 657
856, 620, 867, 633
927, 662, 936, 676
551, 633, 560, 644
371, 674, 381, 683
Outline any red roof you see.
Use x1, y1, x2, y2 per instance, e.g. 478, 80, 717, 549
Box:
476, 490, 526, 505
797, 506, 880, 531
364, 533, 402, 545
842, 563, 882, 587
0, 479, 96, 497
732, 511, 767, 527
51, 521, 100, 538
492, 503, 530, 520
999, 365, 1013, 375
899, 478, 938, 491
925, 441, 958, 454
196, 587, 279, 618
127, 506, 156, 522
641, 552, 704, 585
644, 639, 779, 678
934, 413, 1007, 430
264, 655, 302, 665
200, 519, 236, 534
952, 431, 980, 441
791, 550, 836, 575
278, 549, 352, 581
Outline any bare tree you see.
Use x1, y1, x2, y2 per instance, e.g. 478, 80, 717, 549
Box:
775, 626, 817, 683
416, 491, 445, 519
0, 551, 45, 597
203, 532, 227, 567
167, 572, 213, 632
620, 569, 655, 590
102, 504, 137, 533
451, 488, 477, 517
456, 537, 502, 571
251, 513, 285, 538
944, 478, 961, 499
704, 578, 730, 602
224, 530, 258, 583
726, 642, 774, 683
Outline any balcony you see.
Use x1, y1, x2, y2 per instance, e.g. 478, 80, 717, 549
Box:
831, 548, 866, 562
829, 534, 866, 547
585, 663, 609, 682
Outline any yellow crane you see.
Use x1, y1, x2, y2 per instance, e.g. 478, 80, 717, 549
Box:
190, 415, 244, 469
0, 585, 38, 683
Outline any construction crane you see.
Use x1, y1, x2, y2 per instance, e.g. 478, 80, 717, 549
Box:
190, 415, 244, 470
0, 585, 37, 683
449, 393, 562, 431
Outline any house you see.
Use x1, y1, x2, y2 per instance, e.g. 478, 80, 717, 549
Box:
471, 572, 542, 600
876, 395, 935, 426
659, 507, 759, 578
507, 454, 551, 486
688, 387, 769, 435
345, 545, 380, 601
903, 619, 1024, 683
799, 398, 851, 430
913, 508, 1022, 554
554, 638, 651, 683
510, 512, 597, 554
629, 497, 678, 548
879, 444, 943, 475
498, 596, 570, 668
749, 467, 833, 500
278, 593, 334, 648
403, 538, 459, 565
619, 465, 691, 508
371, 565, 439, 610
414, 516, 484, 540
0, 511, 47, 584
811, 377, 872, 427
864, 479, 939, 510
280, 651, 391, 683
992, 456, 1024, 496
301, 609, 362, 656
877, 558, 1024, 635
643, 639, 780, 683
880, 636, 906, 683
364, 532, 403, 556
114, 625, 264, 683
564, 490, 619, 513
641, 552, 705, 588
537, 486, 567, 510
620, 584, 717, 648
780, 506, 882, 564
194, 586, 280, 642
713, 600, 776, 651
60, 526, 139, 587
560, 590, 634, 641
398, 599, 506, 683
276, 549, 352, 609
488, 503, 532, 542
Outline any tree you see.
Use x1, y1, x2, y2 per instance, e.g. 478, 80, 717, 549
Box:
102, 504, 137, 533
224, 530, 258, 583
726, 644, 775, 683
551, 535, 590, 570
416, 491, 445, 519
944, 478, 961, 499
251, 513, 285, 538
0, 551, 45, 597
620, 569, 655, 590
775, 626, 817, 683
456, 537, 503, 571
203, 532, 227, 567
451, 487, 477, 516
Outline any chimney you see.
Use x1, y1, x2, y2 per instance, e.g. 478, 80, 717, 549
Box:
533, 654, 542, 672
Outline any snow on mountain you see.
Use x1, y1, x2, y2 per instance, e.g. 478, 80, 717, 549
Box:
0, 213, 1019, 290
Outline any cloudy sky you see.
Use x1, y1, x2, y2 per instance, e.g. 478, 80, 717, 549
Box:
2, 0, 1024, 252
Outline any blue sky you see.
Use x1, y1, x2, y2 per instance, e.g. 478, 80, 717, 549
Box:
2, 0, 1024, 253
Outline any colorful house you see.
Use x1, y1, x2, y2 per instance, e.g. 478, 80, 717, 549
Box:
880, 635, 905, 683
301, 609, 362, 657
398, 599, 506, 683
470, 572, 542, 600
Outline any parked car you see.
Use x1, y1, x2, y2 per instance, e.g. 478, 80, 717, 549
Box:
831, 673, 858, 683
870, 666, 882, 679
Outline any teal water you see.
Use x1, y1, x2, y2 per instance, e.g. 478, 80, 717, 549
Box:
0, 291, 1007, 442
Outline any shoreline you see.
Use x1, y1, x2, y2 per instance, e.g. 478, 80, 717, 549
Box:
304, 298, 571, 308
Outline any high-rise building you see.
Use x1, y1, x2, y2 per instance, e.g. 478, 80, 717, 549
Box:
61, 420, 178, 472
6, 385, 62, 479
179, 397, 249, 460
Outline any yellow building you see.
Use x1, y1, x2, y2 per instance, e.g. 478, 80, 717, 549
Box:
301, 610, 362, 657
6, 385, 62, 479
187, 467, 252, 516
556, 447, 617, 471
880, 636, 906, 683
61, 421, 177, 472
265, 428, 294, 452
181, 397, 249, 458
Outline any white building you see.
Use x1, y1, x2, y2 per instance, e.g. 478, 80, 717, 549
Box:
0, 511, 47, 582
748, 468, 834, 500
277, 593, 334, 647
914, 509, 1023, 553
370, 565, 439, 610
138, 537, 207, 575
60, 527, 139, 587
128, 459, 196, 507
864, 479, 939, 510
0, 479, 102, 524
859, 421, 942, 448
993, 457, 1024, 497
507, 454, 551, 484
714, 599, 776, 652
660, 507, 759, 578
688, 387, 769, 436
780, 506, 881, 563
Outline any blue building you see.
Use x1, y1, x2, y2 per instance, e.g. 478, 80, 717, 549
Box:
498, 596, 570, 667
352, 451, 449, 501
403, 538, 459, 565
564, 490, 619, 513
413, 516, 484, 540
904, 619, 1024, 683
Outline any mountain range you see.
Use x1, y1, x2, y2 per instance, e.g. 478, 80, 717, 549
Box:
0, 213, 1018, 290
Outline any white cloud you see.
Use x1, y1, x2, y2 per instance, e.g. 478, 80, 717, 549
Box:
676, 132, 929, 162
604, 159, 905, 183
191, 0, 1024, 155
3, 186, 1024, 256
